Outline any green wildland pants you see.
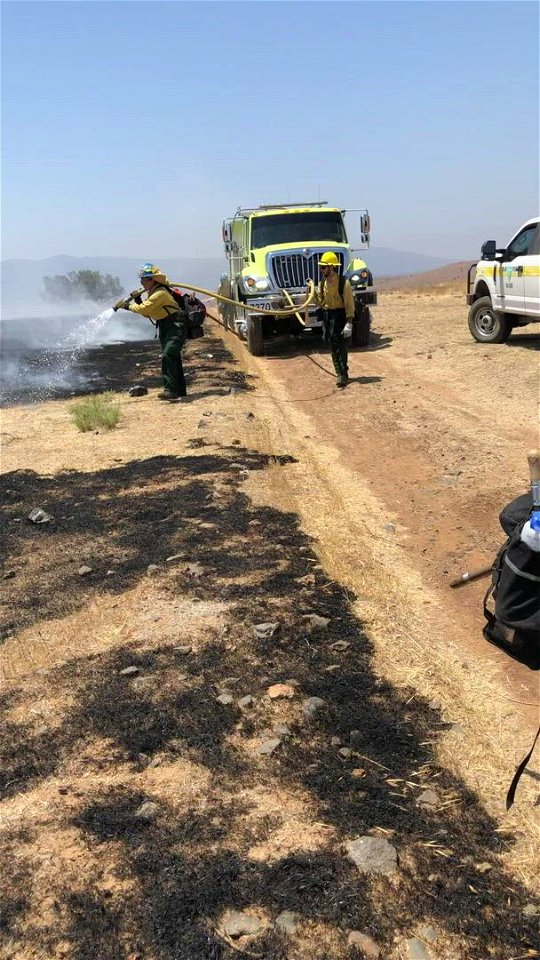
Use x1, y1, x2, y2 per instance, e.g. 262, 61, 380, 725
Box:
323, 308, 348, 379
158, 315, 187, 396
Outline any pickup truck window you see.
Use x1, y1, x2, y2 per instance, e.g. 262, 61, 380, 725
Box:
506, 224, 538, 260
251, 212, 347, 249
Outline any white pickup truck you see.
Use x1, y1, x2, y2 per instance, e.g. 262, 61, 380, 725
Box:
467, 217, 539, 342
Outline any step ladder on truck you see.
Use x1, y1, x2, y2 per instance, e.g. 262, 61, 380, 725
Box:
217, 202, 377, 356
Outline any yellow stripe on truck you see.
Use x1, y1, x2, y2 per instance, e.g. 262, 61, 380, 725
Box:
476, 265, 540, 277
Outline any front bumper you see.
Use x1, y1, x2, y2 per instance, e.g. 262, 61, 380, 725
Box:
245, 286, 377, 320
354, 287, 377, 306
244, 291, 321, 326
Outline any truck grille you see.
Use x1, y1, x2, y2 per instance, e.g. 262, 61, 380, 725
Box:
270, 252, 344, 289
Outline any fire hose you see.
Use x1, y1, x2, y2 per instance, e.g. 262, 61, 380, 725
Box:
122, 280, 316, 319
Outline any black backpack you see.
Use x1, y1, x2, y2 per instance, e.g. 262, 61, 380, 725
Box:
168, 288, 207, 339
483, 492, 540, 666
483, 492, 540, 810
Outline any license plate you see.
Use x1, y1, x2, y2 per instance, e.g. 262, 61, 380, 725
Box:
249, 300, 275, 312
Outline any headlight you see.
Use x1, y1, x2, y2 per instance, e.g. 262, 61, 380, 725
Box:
350, 269, 370, 286
243, 276, 270, 291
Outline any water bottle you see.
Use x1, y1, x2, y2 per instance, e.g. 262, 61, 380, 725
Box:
521, 450, 540, 551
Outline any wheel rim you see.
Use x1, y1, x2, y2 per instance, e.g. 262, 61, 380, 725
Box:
475, 308, 497, 336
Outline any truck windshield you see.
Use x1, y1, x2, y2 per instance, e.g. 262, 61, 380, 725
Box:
251, 212, 347, 249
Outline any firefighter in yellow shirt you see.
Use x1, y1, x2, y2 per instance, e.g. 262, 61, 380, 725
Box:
115, 263, 187, 401
316, 252, 355, 388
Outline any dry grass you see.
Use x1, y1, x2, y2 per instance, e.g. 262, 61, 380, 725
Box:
382, 282, 463, 299
70, 391, 121, 432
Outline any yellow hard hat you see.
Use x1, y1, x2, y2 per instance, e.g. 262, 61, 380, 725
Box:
318, 252, 340, 267
138, 262, 169, 284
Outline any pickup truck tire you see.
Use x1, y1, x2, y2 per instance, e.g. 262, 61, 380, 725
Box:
468, 297, 512, 343
246, 316, 264, 356
351, 303, 371, 347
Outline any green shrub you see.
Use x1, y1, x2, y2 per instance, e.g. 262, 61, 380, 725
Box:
70, 392, 121, 433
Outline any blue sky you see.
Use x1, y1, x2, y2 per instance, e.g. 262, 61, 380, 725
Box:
1, 0, 538, 261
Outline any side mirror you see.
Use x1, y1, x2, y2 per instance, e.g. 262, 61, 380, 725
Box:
360, 212, 371, 246
481, 240, 497, 261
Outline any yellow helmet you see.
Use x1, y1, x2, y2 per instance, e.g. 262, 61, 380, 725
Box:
138, 262, 169, 284
318, 251, 340, 268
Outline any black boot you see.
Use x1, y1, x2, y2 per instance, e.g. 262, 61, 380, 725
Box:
157, 390, 180, 401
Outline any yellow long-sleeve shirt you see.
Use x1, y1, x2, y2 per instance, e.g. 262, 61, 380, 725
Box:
316, 274, 355, 320
127, 286, 179, 321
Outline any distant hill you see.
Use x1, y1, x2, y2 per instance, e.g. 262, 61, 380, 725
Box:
357, 247, 451, 277
1, 249, 459, 312
377, 260, 473, 291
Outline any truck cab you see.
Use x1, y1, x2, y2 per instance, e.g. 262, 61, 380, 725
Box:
217, 202, 377, 355
467, 217, 540, 343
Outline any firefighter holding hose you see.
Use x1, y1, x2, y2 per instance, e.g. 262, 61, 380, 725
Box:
316, 252, 355, 388
114, 263, 187, 401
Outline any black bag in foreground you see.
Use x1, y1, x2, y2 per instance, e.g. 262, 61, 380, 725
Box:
483, 491, 540, 808
483, 492, 540, 667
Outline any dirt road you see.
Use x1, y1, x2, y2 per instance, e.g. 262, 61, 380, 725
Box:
226, 289, 539, 705
1, 288, 539, 960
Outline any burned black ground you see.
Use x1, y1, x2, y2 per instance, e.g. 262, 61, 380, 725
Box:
1, 441, 539, 960
1, 330, 254, 406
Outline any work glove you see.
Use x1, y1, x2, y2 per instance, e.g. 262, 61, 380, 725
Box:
129, 289, 143, 304
343, 320, 353, 339
113, 298, 132, 312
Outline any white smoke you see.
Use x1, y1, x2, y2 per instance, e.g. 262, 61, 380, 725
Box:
1, 299, 149, 347
0, 302, 152, 404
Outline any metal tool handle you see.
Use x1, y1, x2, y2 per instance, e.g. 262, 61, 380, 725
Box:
449, 565, 493, 588
527, 449, 540, 482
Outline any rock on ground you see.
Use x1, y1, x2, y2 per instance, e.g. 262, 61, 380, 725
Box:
258, 738, 282, 757
267, 683, 295, 699
345, 836, 398, 876
347, 931, 381, 957
253, 622, 281, 639
221, 911, 266, 939
404, 937, 432, 959
302, 696, 327, 718
134, 801, 160, 821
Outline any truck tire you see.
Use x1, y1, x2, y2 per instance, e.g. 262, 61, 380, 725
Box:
351, 303, 371, 347
468, 297, 512, 343
246, 316, 264, 356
